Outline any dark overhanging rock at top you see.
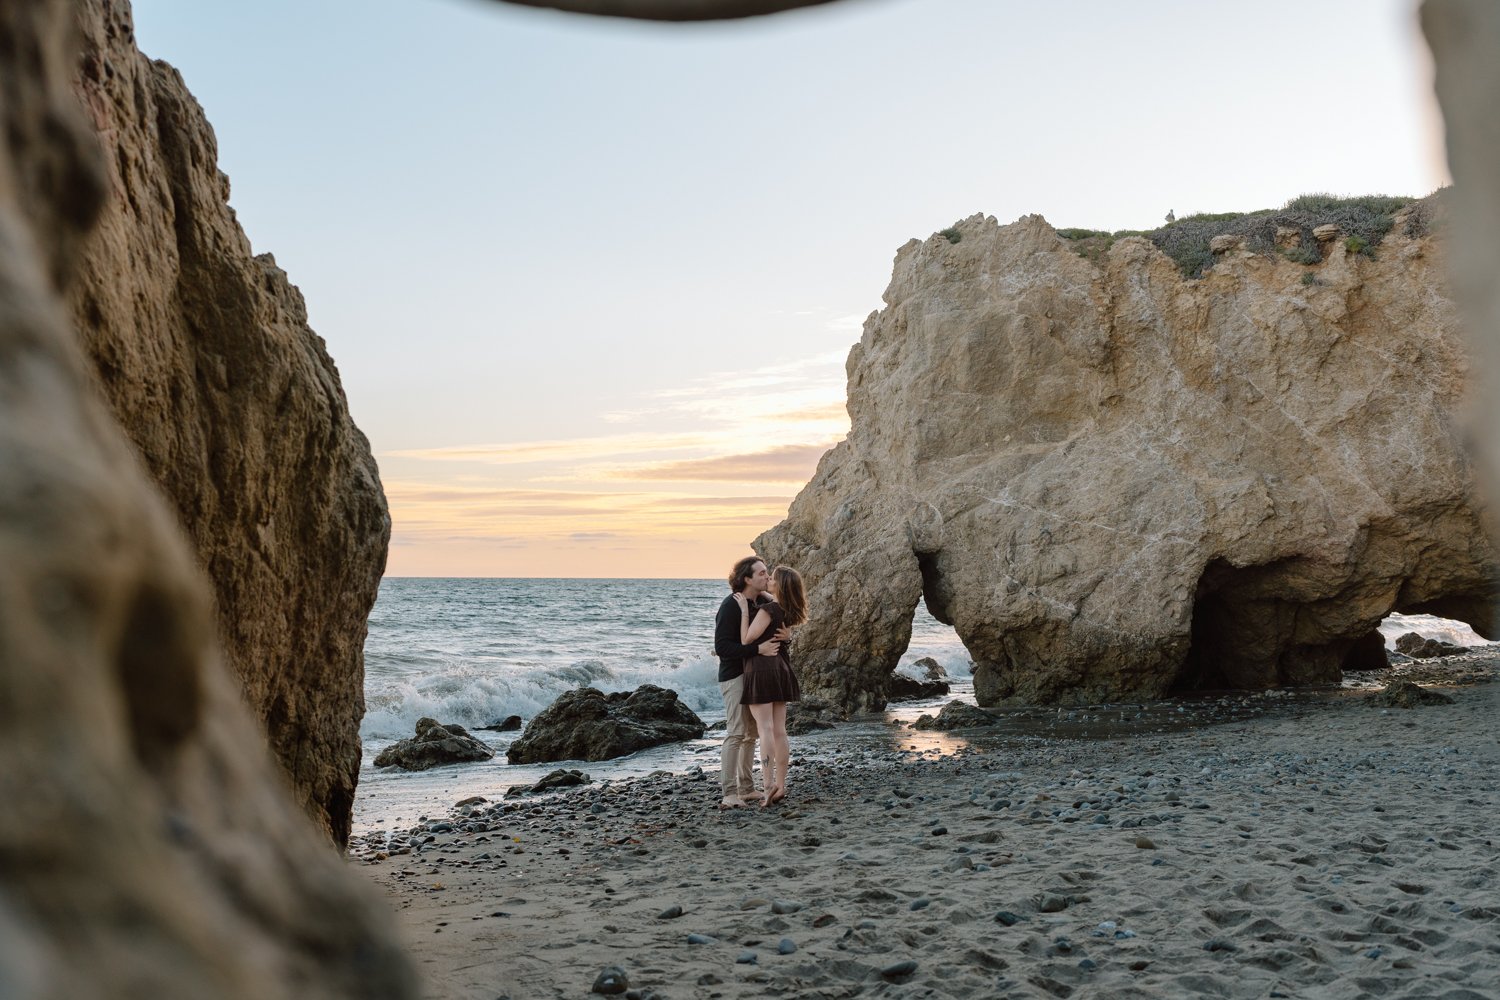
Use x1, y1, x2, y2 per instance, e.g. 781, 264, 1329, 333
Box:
489, 0, 850, 20
757, 198, 1499, 710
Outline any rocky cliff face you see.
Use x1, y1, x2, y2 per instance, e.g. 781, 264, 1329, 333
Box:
66, 2, 389, 846
758, 205, 1497, 709
0, 1, 412, 996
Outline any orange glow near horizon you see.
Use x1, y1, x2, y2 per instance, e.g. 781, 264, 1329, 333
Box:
378, 380, 850, 577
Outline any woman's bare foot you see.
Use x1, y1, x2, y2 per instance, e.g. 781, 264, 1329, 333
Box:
741, 790, 765, 802
761, 785, 785, 807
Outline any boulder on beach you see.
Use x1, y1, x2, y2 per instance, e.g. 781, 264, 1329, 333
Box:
913, 702, 1002, 730
506, 685, 705, 763
757, 203, 1498, 710
888, 674, 952, 702
374, 718, 496, 771
478, 715, 524, 732
1394, 632, 1466, 659
1365, 680, 1455, 708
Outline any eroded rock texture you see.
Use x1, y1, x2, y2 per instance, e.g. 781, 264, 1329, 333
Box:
758, 207, 1497, 708
66, 1, 389, 845
0, 1, 414, 997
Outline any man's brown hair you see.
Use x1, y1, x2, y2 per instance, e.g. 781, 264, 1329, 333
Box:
728, 556, 762, 593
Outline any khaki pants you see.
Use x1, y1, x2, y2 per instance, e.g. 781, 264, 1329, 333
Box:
719, 674, 759, 798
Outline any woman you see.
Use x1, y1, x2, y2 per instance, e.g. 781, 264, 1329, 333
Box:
734, 566, 806, 806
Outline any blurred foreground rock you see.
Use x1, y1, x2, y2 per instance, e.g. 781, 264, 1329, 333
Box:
0, 1, 413, 996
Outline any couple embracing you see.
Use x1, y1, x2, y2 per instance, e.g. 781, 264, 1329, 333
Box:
712, 556, 807, 809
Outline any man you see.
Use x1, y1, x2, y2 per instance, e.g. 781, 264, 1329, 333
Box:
714, 556, 788, 808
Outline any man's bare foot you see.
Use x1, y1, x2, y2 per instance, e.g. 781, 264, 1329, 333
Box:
719, 795, 747, 809
741, 790, 765, 802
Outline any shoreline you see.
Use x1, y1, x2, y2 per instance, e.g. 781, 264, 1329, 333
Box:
352, 660, 1500, 999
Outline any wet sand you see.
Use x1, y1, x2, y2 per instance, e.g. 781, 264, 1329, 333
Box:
352, 658, 1500, 999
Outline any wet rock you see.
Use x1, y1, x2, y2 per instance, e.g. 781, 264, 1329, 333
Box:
591, 966, 628, 994
477, 715, 523, 732
888, 674, 952, 701
506, 685, 704, 764
374, 718, 495, 771
913, 703, 1000, 731
1365, 680, 1455, 708
914, 656, 949, 680
786, 698, 841, 736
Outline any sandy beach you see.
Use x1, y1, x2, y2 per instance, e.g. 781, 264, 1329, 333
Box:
352, 659, 1500, 1000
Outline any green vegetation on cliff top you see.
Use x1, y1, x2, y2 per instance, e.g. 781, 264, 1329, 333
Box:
1058, 191, 1447, 278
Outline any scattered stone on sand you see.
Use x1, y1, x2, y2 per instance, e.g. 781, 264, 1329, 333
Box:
353, 662, 1500, 1000
1365, 680, 1455, 708
590, 966, 628, 995
1394, 632, 1466, 659
477, 715, 523, 732
373, 718, 495, 771
504, 768, 593, 797
506, 685, 704, 763
913, 702, 1001, 730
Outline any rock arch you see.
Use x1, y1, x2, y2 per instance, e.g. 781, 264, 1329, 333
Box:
758, 208, 1499, 709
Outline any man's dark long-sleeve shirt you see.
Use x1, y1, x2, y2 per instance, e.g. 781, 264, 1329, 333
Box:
714, 593, 764, 682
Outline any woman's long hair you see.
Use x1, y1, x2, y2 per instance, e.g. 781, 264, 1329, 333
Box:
773, 566, 806, 626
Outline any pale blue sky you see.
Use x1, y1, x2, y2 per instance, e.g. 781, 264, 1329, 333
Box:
130, 0, 1445, 575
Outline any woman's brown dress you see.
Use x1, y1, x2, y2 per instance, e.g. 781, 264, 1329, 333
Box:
741, 599, 801, 705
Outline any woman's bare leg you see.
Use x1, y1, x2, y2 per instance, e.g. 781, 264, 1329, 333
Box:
746, 702, 776, 802
769, 702, 790, 802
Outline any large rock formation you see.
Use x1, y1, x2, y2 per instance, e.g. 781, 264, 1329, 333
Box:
758, 204, 1497, 709
64, 2, 389, 846
0, 0, 414, 996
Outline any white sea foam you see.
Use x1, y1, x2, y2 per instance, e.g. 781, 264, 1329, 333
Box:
1378, 612, 1492, 649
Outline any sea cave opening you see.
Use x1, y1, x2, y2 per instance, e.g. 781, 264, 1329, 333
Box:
1175, 558, 1496, 693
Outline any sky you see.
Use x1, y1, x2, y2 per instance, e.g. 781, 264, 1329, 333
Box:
129, 0, 1447, 578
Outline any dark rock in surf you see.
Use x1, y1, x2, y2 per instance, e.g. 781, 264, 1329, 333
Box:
888, 673, 952, 701
478, 715, 523, 732
914, 656, 949, 680
506, 685, 705, 764
1394, 632, 1465, 659
374, 718, 496, 771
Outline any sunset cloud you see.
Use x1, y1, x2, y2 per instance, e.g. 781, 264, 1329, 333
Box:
614, 443, 830, 483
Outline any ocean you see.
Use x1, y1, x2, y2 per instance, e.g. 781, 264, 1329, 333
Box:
354, 577, 971, 833
353, 577, 1487, 835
